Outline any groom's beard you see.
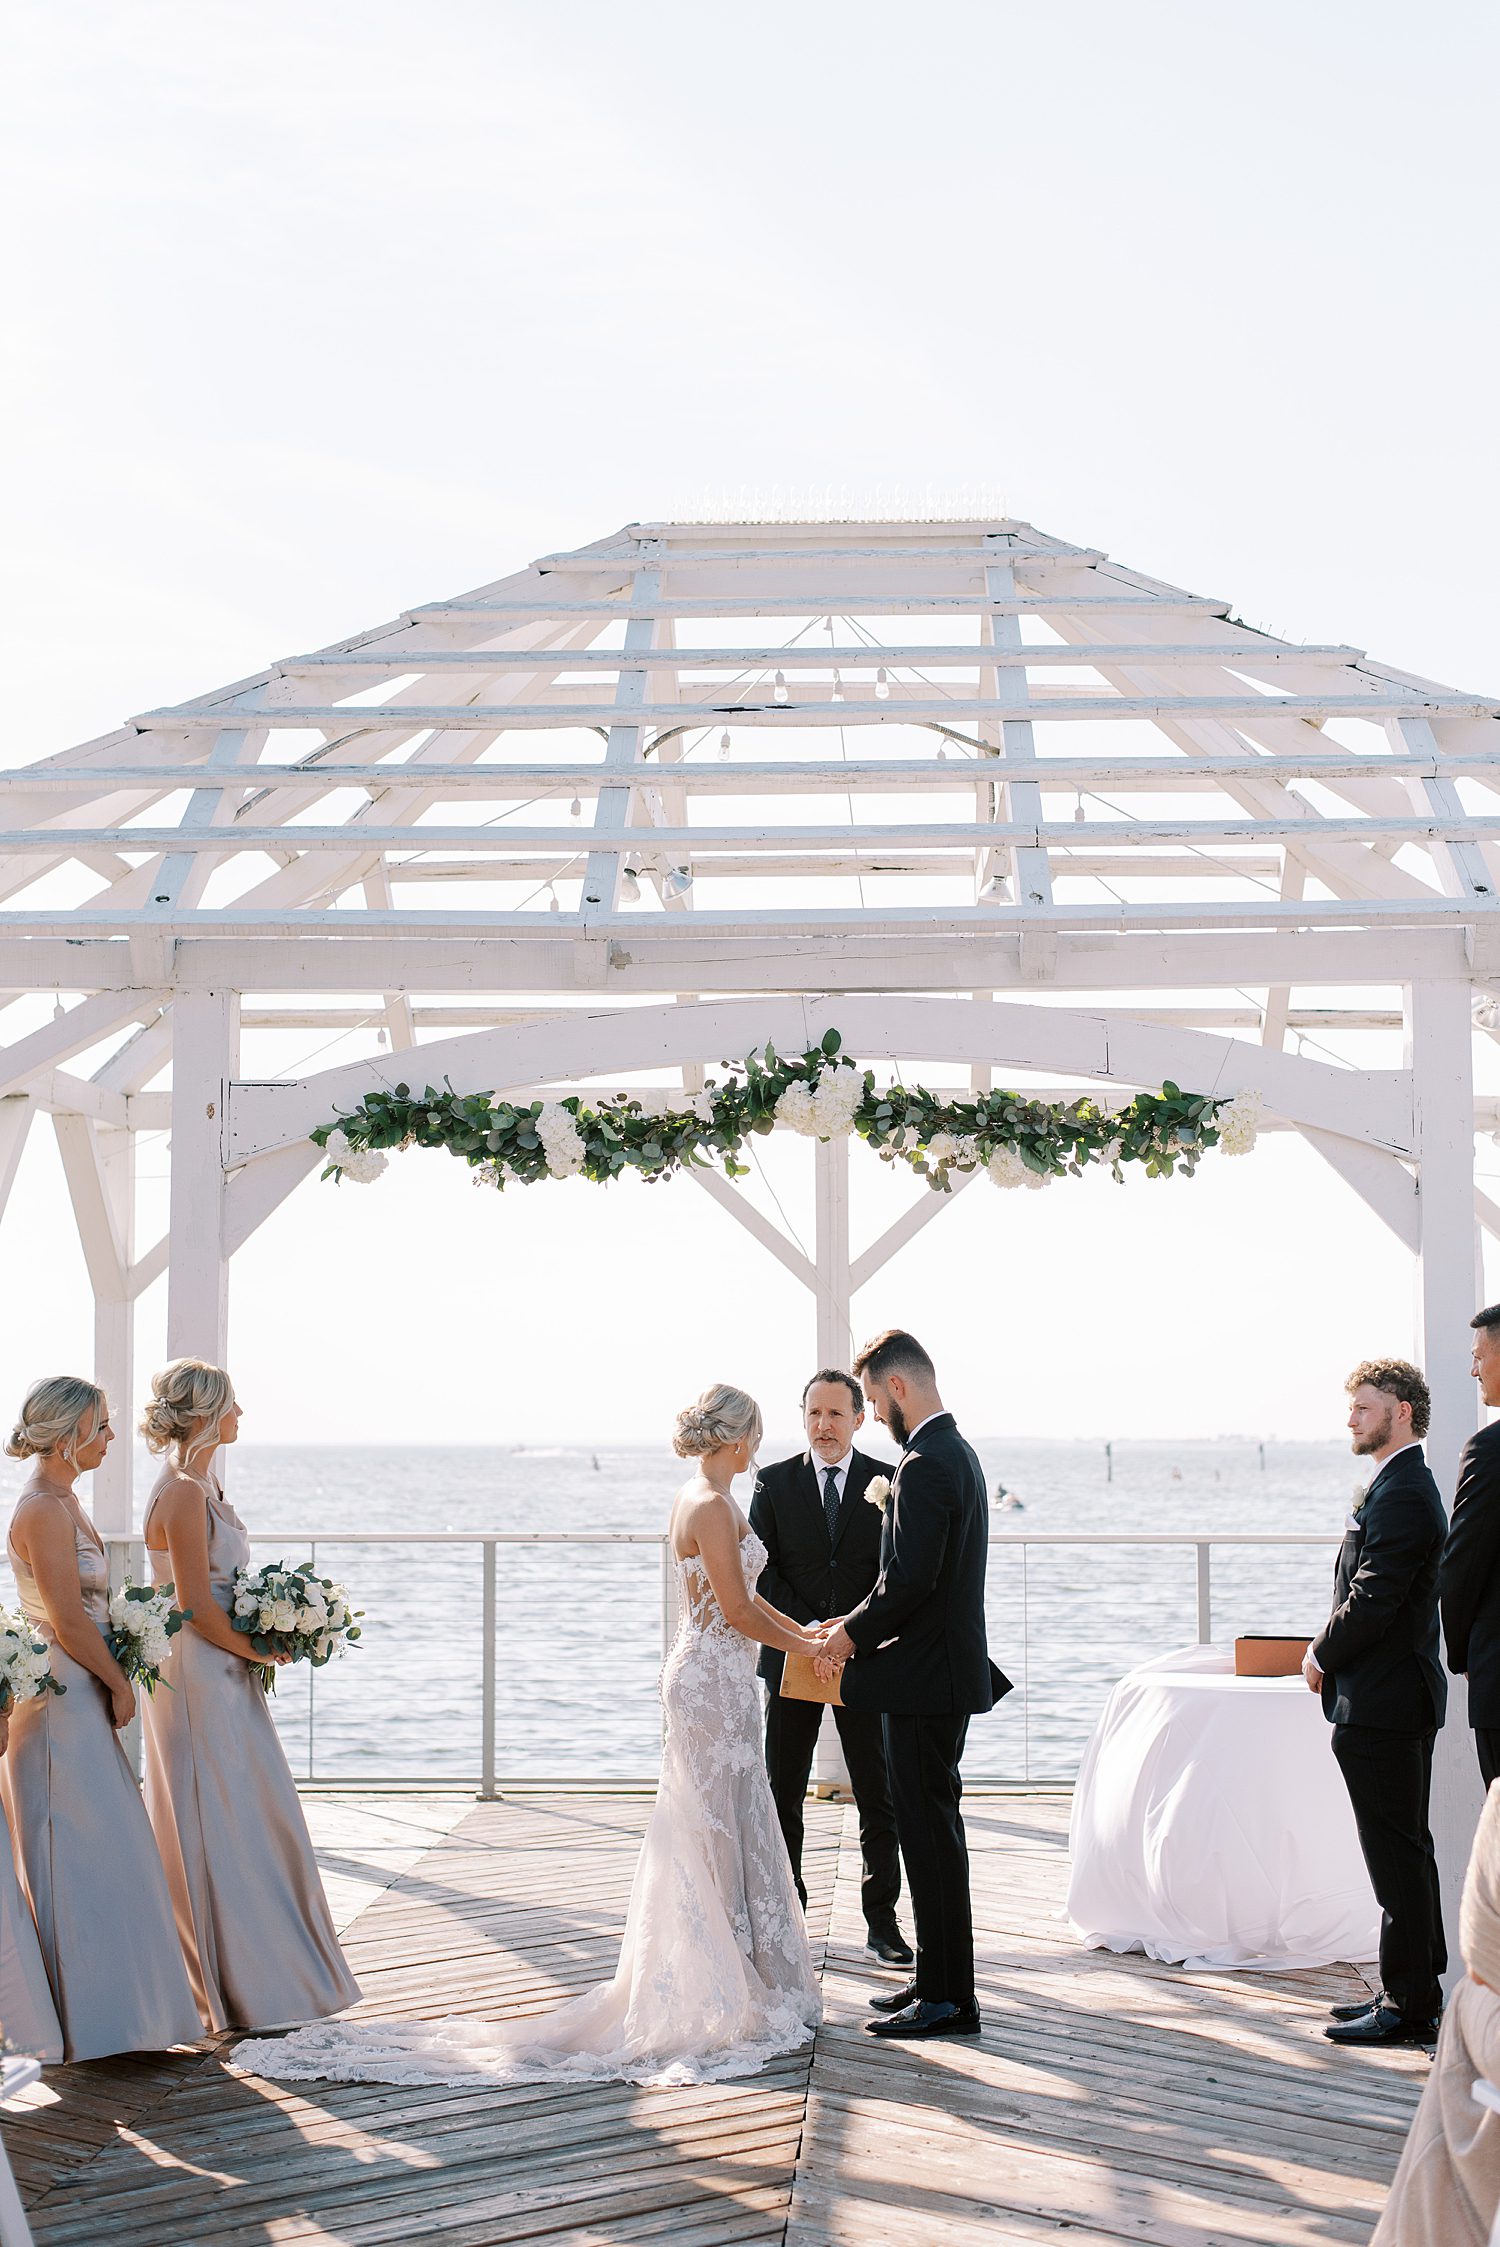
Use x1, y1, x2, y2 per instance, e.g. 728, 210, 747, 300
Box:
885, 1397, 909, 1448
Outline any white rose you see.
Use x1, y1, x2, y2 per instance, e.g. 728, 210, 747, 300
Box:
865, 1476, 892, 1515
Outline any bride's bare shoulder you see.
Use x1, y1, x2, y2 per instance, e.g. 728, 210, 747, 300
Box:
670, 1481, 733, 1556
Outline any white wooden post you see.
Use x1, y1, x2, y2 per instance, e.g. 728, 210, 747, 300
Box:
93, 1125, 135, 1533
166, 991, 237, 1365
1410, 978, 1486, 1986
814, 1136, 852, 1370
813, 1135, 853, 1794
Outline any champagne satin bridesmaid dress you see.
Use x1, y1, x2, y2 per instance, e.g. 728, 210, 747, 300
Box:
142, 1472, 360, 2033
0, 1791, 62, 2063
1, 1514, 201, 2061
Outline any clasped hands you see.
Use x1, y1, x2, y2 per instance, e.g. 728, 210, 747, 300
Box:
807, 1618, 854, 1683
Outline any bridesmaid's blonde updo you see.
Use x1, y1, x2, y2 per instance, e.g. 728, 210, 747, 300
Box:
140, 1359, 236, 1455
5, 1374, 107, 1464
672, 1384, 763, 1461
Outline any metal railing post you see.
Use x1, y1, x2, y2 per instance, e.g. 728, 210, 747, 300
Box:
480, 1541, 497, 1800
1196, 1543, 1212, 1644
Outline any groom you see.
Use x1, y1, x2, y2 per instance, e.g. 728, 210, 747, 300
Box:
813, 1328, 1010, 2041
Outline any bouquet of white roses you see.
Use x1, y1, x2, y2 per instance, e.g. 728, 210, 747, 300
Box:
229, 1560, 362, 1692
106, 1580, 192, 1695
0, 1603, 63, 1715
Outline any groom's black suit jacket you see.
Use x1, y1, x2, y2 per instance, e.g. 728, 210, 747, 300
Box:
1312, 1443, 1447, 1734
838, 1412, 1011, 1718
749, 1446, 887, 1690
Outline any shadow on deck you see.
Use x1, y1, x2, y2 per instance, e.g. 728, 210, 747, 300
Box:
1, 1792, 1422, 2245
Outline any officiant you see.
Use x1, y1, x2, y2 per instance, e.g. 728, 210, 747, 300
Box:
750, 1370, 911, 1965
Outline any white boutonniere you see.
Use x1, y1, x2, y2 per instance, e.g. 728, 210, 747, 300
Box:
865, 1476, 892, 1516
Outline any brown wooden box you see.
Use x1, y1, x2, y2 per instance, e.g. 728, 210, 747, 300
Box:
1234, 1634, 1312, 1677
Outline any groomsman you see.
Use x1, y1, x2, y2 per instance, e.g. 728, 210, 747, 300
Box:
1440, 1304, 1500, 1784
749, 1370, 911, 1965
1304, 1359, 1447, 2047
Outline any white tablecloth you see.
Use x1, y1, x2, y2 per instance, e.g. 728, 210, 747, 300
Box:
1066, 1643, 1380, 1970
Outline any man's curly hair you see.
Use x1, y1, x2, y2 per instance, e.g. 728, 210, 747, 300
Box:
1345, 1358, 1431, 1440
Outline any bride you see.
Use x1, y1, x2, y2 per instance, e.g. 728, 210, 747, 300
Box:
237, 1384, 826, 2088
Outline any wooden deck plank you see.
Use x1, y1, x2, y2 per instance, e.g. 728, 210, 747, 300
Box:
0, 1789, 1422, 2246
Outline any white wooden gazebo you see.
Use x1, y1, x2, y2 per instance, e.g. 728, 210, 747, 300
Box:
4, 514, 1499, 1869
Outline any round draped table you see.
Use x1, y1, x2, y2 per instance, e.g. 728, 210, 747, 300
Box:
1066, 1643, 1380, 1970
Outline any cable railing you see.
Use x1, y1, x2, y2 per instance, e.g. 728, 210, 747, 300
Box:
99, 1529, 1341, 1791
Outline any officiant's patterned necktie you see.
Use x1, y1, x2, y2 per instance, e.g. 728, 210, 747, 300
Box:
823, 1466, 841, 1543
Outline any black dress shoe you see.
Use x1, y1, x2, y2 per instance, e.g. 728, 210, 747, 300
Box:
868, 1981, 919, 2013
1328, 1994, 1384, 2021
865, 1925, 915, 1966
865, 1998, 981, 2041
1324, 2004, 1439, 2047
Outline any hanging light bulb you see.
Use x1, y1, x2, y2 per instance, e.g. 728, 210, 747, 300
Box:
664, 865, 694, 899
619, 865, 642, 903
569, 795, 581, 820
377, 1025, 389, 1047
546, 884, 560, 914
1074, 795, 1086, 823
875, 667, 890, 700
980, 871, 1012, 903
773, 670, 788, 704
718, 730, 731, 759
936, 746, 947, 761
831, 671, 845, 702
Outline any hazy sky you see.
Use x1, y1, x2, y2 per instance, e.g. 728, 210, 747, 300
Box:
3, 1, 1497, 1449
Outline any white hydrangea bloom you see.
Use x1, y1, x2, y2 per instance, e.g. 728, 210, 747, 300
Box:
773, 1081, 818, 1135
325, 1130, 388, 1185
985, 1145, 1030, 1190
925, 1131, 958, 1168
536, 1102, 587, 1178
986, 1144, 1051, 1191
811, 1062, 863, 1139
1216, 1089, 1262, 1157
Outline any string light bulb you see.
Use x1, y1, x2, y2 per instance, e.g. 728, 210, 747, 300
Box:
718, 730, 731, 759
546, 884, 560, 914
831, 671, 845, 702
569, 795, 581, 820
1074, 795, 1086, 823
773, 670, 788, 704
875, 667, 890, 699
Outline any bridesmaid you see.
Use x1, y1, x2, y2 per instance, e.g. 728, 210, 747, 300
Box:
141, 1359, 360, 2033
2, 1376, 201, 2061
0, 1704, 62, 2064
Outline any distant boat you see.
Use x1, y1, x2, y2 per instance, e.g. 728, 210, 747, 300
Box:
995, 1480, 1025, 1512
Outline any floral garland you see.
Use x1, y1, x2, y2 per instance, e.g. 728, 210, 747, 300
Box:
312, 1031, 1261, 1196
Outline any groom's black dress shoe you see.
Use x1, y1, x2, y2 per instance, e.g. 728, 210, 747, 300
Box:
1323, 2004, 1439, 2048
868, 1981, 918, 2013
1328, 1993, 1384, 2021
865, 1924, 915, 1966
865, 1998, 981, 2040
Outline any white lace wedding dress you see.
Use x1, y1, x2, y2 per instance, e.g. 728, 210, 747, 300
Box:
234, 1528, 821, 2089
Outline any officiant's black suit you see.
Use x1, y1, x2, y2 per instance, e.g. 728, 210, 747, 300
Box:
1311, 1443, 1448, 2022
839, 1413, 1011, 2008
1440, 1419, 1500, 1784
749, 1447, 901, 1935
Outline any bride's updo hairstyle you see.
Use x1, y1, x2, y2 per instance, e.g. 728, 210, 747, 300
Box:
672, 1384, 763, 1461
140, 1359, 235, 1456
5, 1374, 107, 1464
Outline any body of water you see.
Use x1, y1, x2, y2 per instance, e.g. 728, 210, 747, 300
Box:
0, 1437, 1363, 1785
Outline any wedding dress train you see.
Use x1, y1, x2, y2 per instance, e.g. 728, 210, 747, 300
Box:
235, 1529, 821, 2089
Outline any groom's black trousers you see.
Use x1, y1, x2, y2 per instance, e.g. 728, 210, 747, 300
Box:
882, 1712, 973, 2005
764, 1694, 901, 1929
